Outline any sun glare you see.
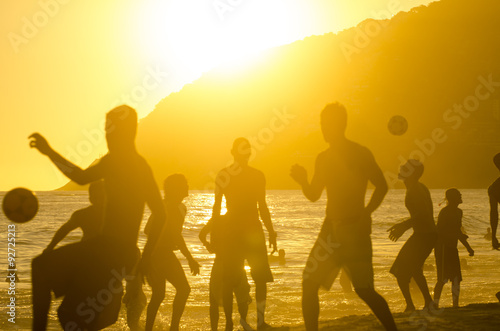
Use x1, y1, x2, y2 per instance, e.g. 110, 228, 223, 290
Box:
132, 0, 303, 75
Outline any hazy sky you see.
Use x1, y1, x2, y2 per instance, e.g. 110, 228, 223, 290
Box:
1, 0, 435, 190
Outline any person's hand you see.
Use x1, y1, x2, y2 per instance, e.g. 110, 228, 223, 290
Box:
188, 258, 200, 276
269, 231, 278, 254
468, 248, 474, 257
29, 133, 53, 155
42, 246, 53, 254
387, 223, 406, 242
203, 241, 214, 254
290, 164, 307, 186
493, 236, 500, 250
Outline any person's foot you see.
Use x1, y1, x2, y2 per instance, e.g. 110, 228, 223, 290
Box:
404, 304, 416, 313
257, 322, 272, 330
240, 318, 254, 331
225, 320, 234, 331
423, 300, 438, 314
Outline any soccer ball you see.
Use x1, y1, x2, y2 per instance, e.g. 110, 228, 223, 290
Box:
388, 115, 408, 136
2, 188, 38, 223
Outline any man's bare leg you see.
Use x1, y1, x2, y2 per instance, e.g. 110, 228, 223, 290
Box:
302, 279, 320, 331
397, 277, 415, 312
170, 278, 190, 331
222, 283, 234, 331
32, 256, 51, 331
413, 270, 433, 309
235, 284, 251, 330
145, 279, 165, 331
433, 280, 445, 308
451, 277, 460, 308
355, 288, 398, 331
256, 281, 270, 330
209, 285, 220, 331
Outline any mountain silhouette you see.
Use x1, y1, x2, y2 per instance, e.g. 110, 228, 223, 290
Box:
60, 0, 500, 190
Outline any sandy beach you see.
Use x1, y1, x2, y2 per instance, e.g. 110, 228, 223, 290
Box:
4, 301, 499, 330
287, 303, 500, 331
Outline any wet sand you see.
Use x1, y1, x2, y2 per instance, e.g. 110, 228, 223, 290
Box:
288, 303, 500, 331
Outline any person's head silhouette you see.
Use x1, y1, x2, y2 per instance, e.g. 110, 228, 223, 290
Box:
163, 174, 188, 203
320, 102, 347, 143
231, 137, 251, 166
445, 188, 462, 206
88, 180, 105, 206
493, 153, 500, 171
398, 159, 424, 182
105, 105, 137, 152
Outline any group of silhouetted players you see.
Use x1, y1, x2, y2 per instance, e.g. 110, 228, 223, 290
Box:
28, 103, 500, 331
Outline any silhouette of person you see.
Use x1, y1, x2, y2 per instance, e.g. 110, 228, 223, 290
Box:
291, 102, 397, 331
29, 105, 166, 330
484, 227, 492, 241
43, 179, 146, 330
388, 159, 437, 312
268, 249, 286, 266
433, 188, 474, 308
44, 180, 147, 330
212, 137, 277, 330
488, 153, 500, 250
44, 180, 105, 252
488, 153, 500, 302
199, 215, 252, 331
144, 174, 200, 331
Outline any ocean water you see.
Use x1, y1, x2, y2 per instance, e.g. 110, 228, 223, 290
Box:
1, 189, 499, 330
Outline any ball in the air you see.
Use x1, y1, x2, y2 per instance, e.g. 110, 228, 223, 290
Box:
2, 188, 38, 223
388, 115, 408, 136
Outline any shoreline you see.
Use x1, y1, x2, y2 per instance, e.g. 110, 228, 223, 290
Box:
2, 302, 498, 330
286, 303, 500, 330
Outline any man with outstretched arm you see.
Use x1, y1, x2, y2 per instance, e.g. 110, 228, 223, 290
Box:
29, 105, 166, 330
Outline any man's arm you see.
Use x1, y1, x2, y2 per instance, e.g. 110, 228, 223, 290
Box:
199, 220, 213, 251
44, 218, 79, 252
212, 172, 224, 218
142, 166, 167, 260
177, 233, 200, 275
257, 174, 277, 253
365, 151, 388, 215
29, 133, 103, 185
459, 236, 474, 256
489, 189, 499, 249
290, 154, 325, 202
388, 218, 412, 241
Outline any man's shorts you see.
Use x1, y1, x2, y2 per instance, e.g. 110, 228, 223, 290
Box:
303, 218, 374, 291
32, 236, 138, 330
220, 219, 273, 285
390, 232, 437, 282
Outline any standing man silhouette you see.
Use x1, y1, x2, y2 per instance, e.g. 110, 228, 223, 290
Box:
212, 138, 277, 330
488, 153, 500, 250
488, 153, 500, 301
291, 102, 397, 331
29, 105, 166, 330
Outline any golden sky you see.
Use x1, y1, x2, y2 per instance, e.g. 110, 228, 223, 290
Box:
1, 0, 434, 190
